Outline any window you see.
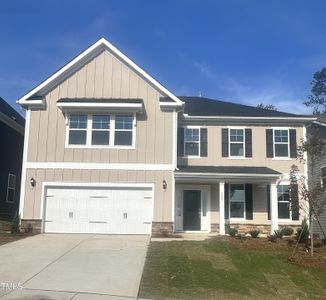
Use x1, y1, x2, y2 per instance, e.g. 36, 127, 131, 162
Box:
68, 114, 87, 145
277, 185, 290, 219
274, 129, 289, 157
92, 115, 110, 145
321, 167, 326, 188
67, 113, 135, 147
115, 115, 133, 146
184, 128, 200, 156
229, 129, 244, 157
230, 184, 245, 218
6, 173, 16, 203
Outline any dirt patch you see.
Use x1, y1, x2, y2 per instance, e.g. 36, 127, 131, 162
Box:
0, 231, 32, 246
288, 251, 326, 270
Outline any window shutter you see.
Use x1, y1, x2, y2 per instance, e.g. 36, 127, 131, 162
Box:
222, 128, 229, 157
245, 184, 253, 220
266, 129, 274, 158
245, 128, 252, 158
289, 129, 297, 158
291, 183, 299, 220
177, 128, 184, 157
200, 128, 208, 157
224, 183, 229, 219
267, 185, 271, 220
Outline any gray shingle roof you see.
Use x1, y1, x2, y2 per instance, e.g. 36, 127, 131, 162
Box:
161, 96, 308, 117
0, 97, 25, 127
176, 165, 281, 175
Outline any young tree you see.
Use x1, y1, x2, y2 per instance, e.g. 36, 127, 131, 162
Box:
289, 133, 326, 256
304, 67, 326, 115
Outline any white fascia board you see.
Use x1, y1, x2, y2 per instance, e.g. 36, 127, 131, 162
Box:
25, 162, 174, 171
57, 102, 143, 113
18, 38, 182, 106
313, 120, 326, 127
183, 115, 316, 121
174, 172, 281, 179
19, 99, 45, 108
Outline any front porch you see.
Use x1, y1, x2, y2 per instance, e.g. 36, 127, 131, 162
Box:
174, 166, 301, 235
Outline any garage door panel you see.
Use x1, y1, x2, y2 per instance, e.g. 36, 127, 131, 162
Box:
44, 186, 153, 234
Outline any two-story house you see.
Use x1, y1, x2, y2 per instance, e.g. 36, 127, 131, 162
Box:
18, 38, 314, 235
0, 97, 24, 218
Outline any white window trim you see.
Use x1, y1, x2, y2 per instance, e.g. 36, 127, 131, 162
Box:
229, 183, 246, 221
277, 183, 292, 221
6, 173, 16, 204
272, 128, 290, 159
65, 112, 136, 149
183, 126, 201, 158
228, 127, 246, 158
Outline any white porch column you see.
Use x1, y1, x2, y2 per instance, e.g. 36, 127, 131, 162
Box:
270, 183, 279, 234
219, 182, 225, 235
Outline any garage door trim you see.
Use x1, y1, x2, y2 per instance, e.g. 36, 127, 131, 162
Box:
40, 182, 154, 234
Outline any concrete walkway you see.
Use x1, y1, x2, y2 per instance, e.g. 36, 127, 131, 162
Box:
0, 234, 149, 299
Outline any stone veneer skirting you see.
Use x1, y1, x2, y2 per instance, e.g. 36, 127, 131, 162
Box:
230, 224, 271, 235
151, 222, 174, 235
21, 219, 42, 234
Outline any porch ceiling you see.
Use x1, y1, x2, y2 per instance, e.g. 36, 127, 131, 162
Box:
174, 166, 282, 183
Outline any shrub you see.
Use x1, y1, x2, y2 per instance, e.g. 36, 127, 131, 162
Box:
281, 227, 294, 236
274, 229, 284, 239
10, 212, 20, 234
229, 228, 238, 237
249, 229, 260, 238
296, 218, 309, 243
268, 234, 277, 242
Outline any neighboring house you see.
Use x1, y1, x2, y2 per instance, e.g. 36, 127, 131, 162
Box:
0, 97, 24, 218
17, 38, 315, 235
307, 116, 326, 238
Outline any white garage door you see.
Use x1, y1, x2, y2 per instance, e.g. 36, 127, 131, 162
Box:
44, 186, 153, 234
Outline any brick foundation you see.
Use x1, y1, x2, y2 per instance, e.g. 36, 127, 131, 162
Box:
211, 223, 219, 232
229, 224, 271, 235
21, 219, 42, 234
151, 222, 173, 236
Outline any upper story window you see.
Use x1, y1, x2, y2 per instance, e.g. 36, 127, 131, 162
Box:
6, 173, 16, 203
68, 114, 87, 145
92, 115, 110, 145
222, 128, 252, 158
266, 128, 297, 159
115, 115, 133, 146
274, 129, 289, 157
229, 129, 244, 157
184, 128, 200, 156
321, 167, 326, 187
67, 113, 135, 148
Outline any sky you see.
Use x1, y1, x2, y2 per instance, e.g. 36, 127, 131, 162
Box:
1, 0, 326, 116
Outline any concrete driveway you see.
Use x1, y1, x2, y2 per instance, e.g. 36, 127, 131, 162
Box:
0, 234, 150, 300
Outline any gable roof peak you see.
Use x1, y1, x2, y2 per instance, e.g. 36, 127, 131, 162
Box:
18, 37, 182, 108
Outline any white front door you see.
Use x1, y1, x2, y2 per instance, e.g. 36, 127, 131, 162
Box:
44, 186, 153, 234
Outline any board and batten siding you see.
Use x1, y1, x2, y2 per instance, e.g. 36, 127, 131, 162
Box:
178, 125, 305, 174
23, 169, 173, 223
27, 49, 173, 165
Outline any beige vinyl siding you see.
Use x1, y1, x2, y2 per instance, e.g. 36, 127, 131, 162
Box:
23, 169, 172, 223
27, 49, 173, 165
178, 125, 305, 174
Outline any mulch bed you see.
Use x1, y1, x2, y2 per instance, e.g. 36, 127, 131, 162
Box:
212, 235, 326, 270
0, 230, 32, 246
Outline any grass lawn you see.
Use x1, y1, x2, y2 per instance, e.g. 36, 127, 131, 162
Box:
139, 238, 326, 299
